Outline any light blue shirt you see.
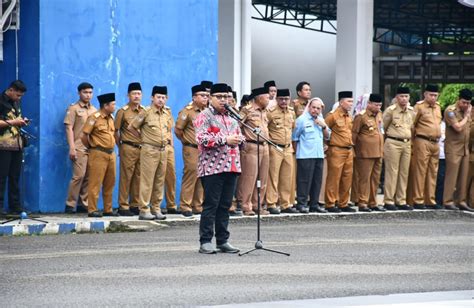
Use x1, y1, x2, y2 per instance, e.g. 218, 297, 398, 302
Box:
292, 112, 326, 159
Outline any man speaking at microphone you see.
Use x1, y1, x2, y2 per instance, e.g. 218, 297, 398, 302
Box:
193, 83, 245, 254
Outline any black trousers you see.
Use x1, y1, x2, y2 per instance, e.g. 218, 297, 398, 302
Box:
296, 158, 324, 207
0, 150, 23, 211
199, 172, 238, 245
435, 159, 445, 205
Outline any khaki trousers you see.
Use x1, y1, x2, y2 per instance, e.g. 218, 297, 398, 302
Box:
87, 150, 116, 213
118, 144, 140, 210
65, 150, 89, 208
443, 153, 469, 206
266, 147, 294, 209
468, 160, 474, 206
324, 146, 353, 208
165, 145, 177, 209
290, 154, 297, 205
236, 143, 269, 212
383, 139, 411, 205
411, 138, 439, 205
355, 157, 382, 206
179, 145, 204, 213
139, 144, 167, 214
350, 160, 358, 203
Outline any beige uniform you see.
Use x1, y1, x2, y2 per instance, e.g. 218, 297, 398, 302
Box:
164, 106, 177, 211
265, 104, 296, 210
131, 105, 173, 214
324, 107, 354, 208
409, 101, 442, 205
236, 102, 270, 213
383, 103, 415, 205
443, 104, 471, 206
115, 103, 144, 211
175, 102, 204, 213
63, 101, 97, 208
468, 118, 474, 206
352, 109, 383, 208
82, 111, 116, 214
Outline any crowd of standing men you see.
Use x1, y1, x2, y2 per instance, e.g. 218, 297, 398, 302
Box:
0, 79, 473, 222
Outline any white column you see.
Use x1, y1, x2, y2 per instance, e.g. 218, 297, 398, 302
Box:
218, 0, 252, 101
335, 0, 373, 102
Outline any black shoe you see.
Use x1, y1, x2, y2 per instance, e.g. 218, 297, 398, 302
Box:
167, 208, 181, 214
425, 204, 442, 210
216, 242, 240, 253
88, 211, 103, 218
384, 204, 398, 211
326, 206, 341, 213
296, 205, 309, 214
413, 204, 427, 210
103, 211, 119, 217
444, 205, 458, 211
281, 207, 299, 214
76, 206, 88, 213
229, 210, 243, 217
340, 206, 356, 212
370, 206, 386, 212
118, 209, 134, 216
129, 207, 140, 215
192, 209, 202, 215
457, 204, 474, 212
397, 204, 413, 211
199, 242, 217, 254
182, 211, 193, 218
268, 207, 280, 215
309, 205, 327, 213
358, 207, 372, 212
65, 206, 75, 214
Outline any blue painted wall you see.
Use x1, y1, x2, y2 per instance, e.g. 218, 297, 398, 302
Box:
1, 0, 218, 212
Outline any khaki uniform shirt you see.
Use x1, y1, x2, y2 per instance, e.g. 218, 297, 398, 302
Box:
131, 105, 173, 147
115, 103, 145, 144
383, 103, 415, 139
266, 104, 295, 146
325, 107, 353, 147
176, 102, 203, 145
470, 117, 474, 161
239, 102, 269, 141
83, 111, 116, 149
292, 97, 308, 118
352, 109, 383, 158
63, 101, 97, 152
413, 101, 442, 139
444, 104, 471, 156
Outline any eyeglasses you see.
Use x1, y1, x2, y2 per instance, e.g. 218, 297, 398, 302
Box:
197, 93, 209, 98
277, 97, 290, 101
212, 94, 229, 100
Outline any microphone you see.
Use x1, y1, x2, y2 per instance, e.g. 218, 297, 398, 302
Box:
224, 104, 243, 120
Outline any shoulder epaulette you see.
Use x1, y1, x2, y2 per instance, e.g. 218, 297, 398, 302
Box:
185, 105, 193, 110
446, 105, 456, 111
359, 110, 366, 115
268, 106, 276, 112
245, 104, 252, 110
144, 106, 151, 111
140, 104, 145, 109
288, 106, 294, 111
388, 105, 397, 111
187, 102, 193, 106
164, 105, 171, 110
70, 103, 75, 106
407, 105, 414, 110
329, 109, 335, 114
121, 105, 129, 111
93, 112, 101, 118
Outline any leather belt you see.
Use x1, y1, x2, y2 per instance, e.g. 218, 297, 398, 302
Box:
121, 140, 142, 149
415, 135, 439, 143
143, 142, 167, 151
183, 142, 198, 149
90, 146, 114, 154
276, 143, 291, 148
329, 145, 353, 150
387, 136, 410, 143
247, 140, 268, 146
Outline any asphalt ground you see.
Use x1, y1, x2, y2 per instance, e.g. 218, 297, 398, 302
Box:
0, 212, 472, 307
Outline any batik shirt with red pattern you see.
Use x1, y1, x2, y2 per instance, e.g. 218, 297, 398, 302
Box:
194, 105, 244, 177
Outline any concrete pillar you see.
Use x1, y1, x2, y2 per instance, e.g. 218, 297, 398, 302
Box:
218, 0, 252, 101
335, 0, 374, 102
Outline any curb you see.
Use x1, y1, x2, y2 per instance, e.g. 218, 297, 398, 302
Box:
0, 210, 472, 236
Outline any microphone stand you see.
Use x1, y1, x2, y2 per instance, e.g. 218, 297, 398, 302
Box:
226, 110, 290, 257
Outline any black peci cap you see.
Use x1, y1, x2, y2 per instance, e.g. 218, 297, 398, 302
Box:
192, 84, 207, 95
338, 91, 353, 100
369, 93, 382, 103
128, 82, 142, 93
396, 87, 410, 94
425, 84, 439, 92
97, 93, 115, 106
277, 89, 290, 97
152, 86, 167, 96
210, 83, 228, 94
